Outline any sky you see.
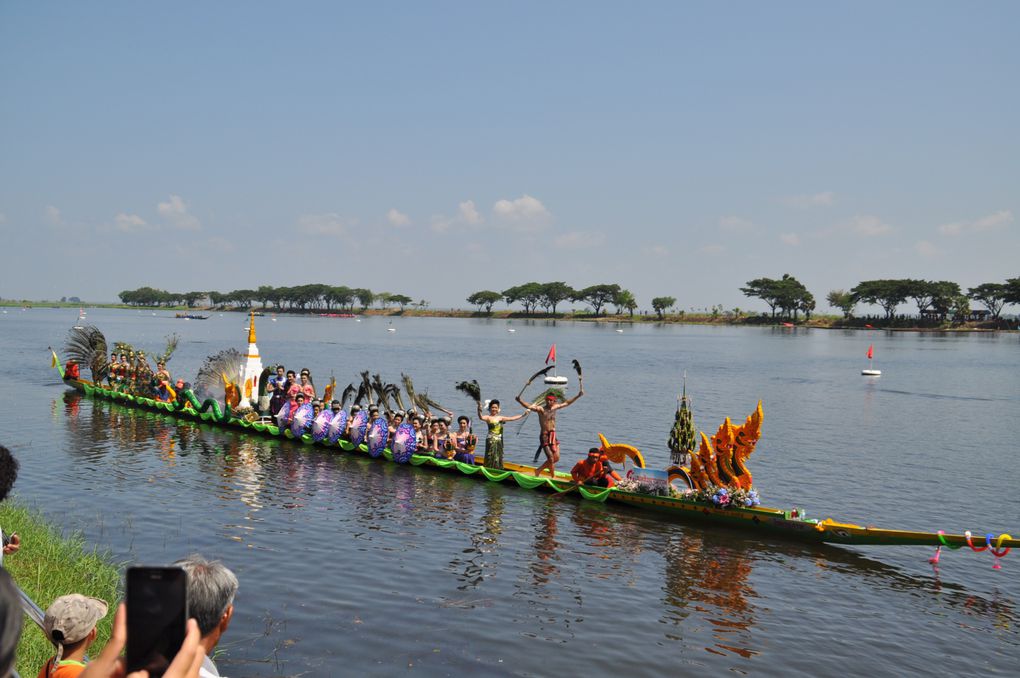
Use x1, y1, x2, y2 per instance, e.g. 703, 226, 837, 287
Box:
1, 1, 1018, 313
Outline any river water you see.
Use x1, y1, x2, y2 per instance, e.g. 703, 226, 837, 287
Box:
2, 308, 1018, 676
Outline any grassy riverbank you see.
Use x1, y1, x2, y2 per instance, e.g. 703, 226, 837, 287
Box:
1, 501, 121, 677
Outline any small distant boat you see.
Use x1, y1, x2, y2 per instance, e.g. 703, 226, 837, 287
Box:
615, 329, 624, 333
507, 328, 516, 333
387, 327, 397, 333
175, 313, 209, 320
862, 344, 881, 376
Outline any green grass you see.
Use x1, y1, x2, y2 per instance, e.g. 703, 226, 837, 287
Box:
1, 501, 122, 677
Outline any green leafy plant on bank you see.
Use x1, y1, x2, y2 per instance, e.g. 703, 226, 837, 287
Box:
1, 501, 122, 677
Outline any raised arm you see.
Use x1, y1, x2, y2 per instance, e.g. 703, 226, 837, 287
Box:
501, 411, 527, 422
557, 377, 585, 409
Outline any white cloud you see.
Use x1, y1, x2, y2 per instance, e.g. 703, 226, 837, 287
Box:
44, 205, 63, 226
699, 244, 725, 255
554, 231, 606, 249
386, 208, 410, 227
297, 212, 356, 236
915, 240, 939, 258
114, 213, 149, 233
157, 194, 201, 231
430, 199, 485, 233
459, 200, 482, 225
779, 232, 800, 246
718, 215, 756, 232
780, 191, 835, 208
938, 210, 1012, 236
492, 194, 551, 231
644, 245, 669, 257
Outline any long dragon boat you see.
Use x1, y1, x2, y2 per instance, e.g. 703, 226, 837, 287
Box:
49, 318, 1019, 564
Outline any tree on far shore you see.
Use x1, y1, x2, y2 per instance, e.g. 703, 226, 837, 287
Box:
1004, 277, 1020, 307
614, 289, 637, 317
575, 284, 621, 316
467, 290, 502, 313
741, 274, 812, 319
851, 279, 910, 319
539, 282, 575, 314
968, 283, 1008, 319
826, 290, 856, 319
651, 296, 676, 319
389, 294, 413, 310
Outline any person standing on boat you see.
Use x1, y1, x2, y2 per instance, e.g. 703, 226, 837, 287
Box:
477, 399, 525, 470
517, 382, 584, 478
267, 366, 289, 417
107, 353, 119, 387
298, 369, 316, 400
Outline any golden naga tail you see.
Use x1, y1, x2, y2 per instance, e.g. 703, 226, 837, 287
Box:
713, 418, 739, 486
730, 400, 763, 489
698, 432, 723, 487
686, 451, 708, 489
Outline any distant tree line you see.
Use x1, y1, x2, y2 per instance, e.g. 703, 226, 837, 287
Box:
118, 285, 417, 311
743, 275, 1020, 322
468, 282, 640, 317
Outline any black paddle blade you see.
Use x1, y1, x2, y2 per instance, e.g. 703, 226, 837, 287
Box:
455, 380, 482, 402
527, 365, 556, 383
571, 359, 582, 378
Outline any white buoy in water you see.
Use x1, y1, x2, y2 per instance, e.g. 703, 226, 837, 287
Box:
507, 328, 516, 333
861, 369, 882, 376
387, 327, 396, 332
615, 329, 624, 333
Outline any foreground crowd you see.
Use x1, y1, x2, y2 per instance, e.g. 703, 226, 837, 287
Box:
2, 445, 238, 678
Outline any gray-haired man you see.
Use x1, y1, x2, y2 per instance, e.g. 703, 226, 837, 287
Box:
174, 555, 238, 678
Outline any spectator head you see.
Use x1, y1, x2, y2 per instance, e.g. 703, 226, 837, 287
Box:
0, 445, 17, 503
173, 555, 238, 642
43, 594, 108, 663
1, 569, 21, 677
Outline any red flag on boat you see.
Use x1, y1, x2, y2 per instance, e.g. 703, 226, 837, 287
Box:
545, 344, 556, 365
866, 344, 874, 360
865, 324, 874, 329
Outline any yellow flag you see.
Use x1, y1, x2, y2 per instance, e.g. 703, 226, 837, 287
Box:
50, 350, 65, 379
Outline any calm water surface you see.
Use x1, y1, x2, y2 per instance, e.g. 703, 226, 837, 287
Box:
2, 308, 1018, 676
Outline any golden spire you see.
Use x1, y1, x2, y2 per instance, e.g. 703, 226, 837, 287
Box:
248, 310, 257, 344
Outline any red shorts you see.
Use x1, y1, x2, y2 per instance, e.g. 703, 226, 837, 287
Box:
539, 430, 560, 457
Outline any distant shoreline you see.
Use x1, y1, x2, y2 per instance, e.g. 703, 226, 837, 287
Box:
4, 299, 1016, 332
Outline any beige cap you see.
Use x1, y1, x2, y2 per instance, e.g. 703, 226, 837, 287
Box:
44, 594, 109, 645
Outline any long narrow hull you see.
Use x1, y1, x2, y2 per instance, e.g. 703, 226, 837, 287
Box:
61, 378, 1020, 550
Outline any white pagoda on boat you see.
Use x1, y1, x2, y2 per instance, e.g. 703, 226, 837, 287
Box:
238, 311, 264, 407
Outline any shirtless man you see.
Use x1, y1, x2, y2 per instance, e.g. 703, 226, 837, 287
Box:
517, 376, 584, 478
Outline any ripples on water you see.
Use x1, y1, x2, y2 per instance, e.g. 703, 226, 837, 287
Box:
3, 310, 1019, 676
